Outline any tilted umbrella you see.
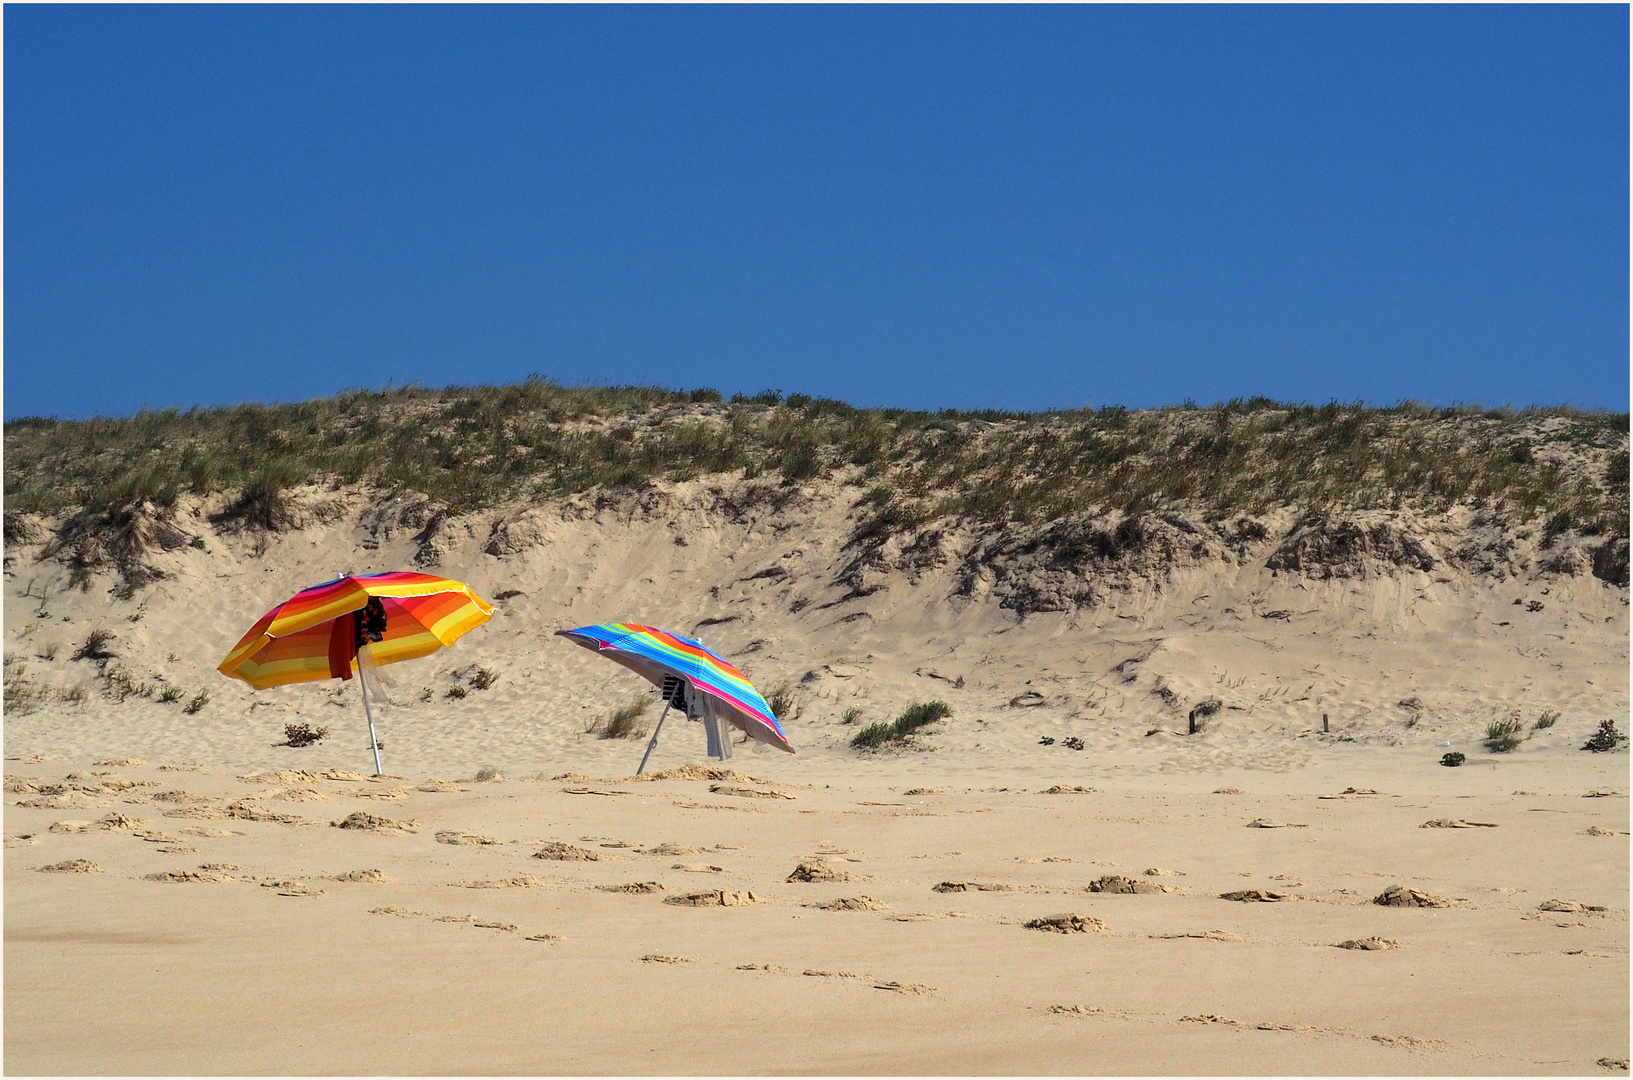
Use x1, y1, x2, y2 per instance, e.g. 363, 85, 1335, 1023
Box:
219, 572, 494, 773
556, 622, 794, 773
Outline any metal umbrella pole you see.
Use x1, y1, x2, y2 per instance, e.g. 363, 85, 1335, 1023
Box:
636, 701, 672, 776
360, 672, 384, 776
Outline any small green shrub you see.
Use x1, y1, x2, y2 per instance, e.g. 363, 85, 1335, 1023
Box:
468, 667, 498, 690
850, 700, 952, 750
472, 766, 502, 782
183, 690, 210, 714
849, 722, 898, 749
602, 698, 651, 740
1582, 718, 1627, 753
766, 683, 800, 721
71, 629, 117, 662
1441, 751, 1465, 767
157, 685, 184, 704
1484, 717, 1525, 753
1533, 710, 1559, 730
284, 723, 328, 747
840, 706, 863, 725
446, 685, 468, 699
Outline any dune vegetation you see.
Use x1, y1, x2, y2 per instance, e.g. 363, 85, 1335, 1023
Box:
5, 380, 1626, 543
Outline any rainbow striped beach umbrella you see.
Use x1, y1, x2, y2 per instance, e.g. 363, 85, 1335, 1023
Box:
220, 571, 493, 772
557, 622, 794, 772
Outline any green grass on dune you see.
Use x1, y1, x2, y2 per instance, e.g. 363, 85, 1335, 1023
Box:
4, 379, 1627, 540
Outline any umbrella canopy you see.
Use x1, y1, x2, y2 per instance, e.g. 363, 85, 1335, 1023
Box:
220, 571, 493, 690
556, 622, 794, 753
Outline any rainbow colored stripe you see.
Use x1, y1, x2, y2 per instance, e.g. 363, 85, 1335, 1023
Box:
556, 622, 792, 751
219, 572, 493, 689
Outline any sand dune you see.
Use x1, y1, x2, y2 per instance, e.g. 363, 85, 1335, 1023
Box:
3, 476, 1628, 1073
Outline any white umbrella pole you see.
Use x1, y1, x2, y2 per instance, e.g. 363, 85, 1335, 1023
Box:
361, 675, 384, 776
637, 702, 673, 776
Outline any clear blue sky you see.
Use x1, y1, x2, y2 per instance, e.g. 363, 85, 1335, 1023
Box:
5, 5, 1627, 421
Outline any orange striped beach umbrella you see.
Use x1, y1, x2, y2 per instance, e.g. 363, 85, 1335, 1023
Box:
219, 571, 493, 773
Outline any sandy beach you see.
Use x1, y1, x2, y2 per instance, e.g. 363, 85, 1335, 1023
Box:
4, 476, 1629, 1074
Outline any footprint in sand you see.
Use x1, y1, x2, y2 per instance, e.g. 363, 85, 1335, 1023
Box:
1372, 886, 1451, 908
1220, 889, 1296, 902
331, 869, 392, 882
1335, 937, 1401, 950
600, 881, 665, 894
806, 896, 888, 911
151, 790, 217, 805
261, 880, 325, 897
1152, 930, 1244, 942
672, 863, 725, 873
1245, 818, 1307, 829
436, 830, 499, 846
460, 877, 543, 889
933, 881, 1013, 893
1420, 818, 1498, 828
640, 954, 692, 964
331, 812, 418, 832
664, 889, 757, 907
36, 859, 104, 873
93, 759, 145, 768
533, 842, 602, 862
642, 842, 701, 856
787, 859, 864, 883
179, 827, 242, 839
145, 868, 235, 883
1088, 874, 1173, 894
5, 833, 40, 847
710, 784, 795, 800
1039, 785, 1096, 794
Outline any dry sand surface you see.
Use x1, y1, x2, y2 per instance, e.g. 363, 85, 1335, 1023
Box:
4, 479, 1629, 1073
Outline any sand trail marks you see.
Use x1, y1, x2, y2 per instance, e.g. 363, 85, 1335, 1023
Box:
806, 896, 888, 911
710, 784, 795, 800
672, 863, 725, 873
640, 954, 692, 964
1538, 899, 1608, 913
459, 876, 544, 889
1024, 913, 1106, 933
1336, 937, 1401, 950
1039, 785, 1096, 794
1246, 818, 1307, 829
1420, 818, 1498, 828
367, 906, 534, 936
1152, 930, 1245, 942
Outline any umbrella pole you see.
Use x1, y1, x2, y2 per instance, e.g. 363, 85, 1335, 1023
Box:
361, 676, 384, 776
636, 702, 673, 776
